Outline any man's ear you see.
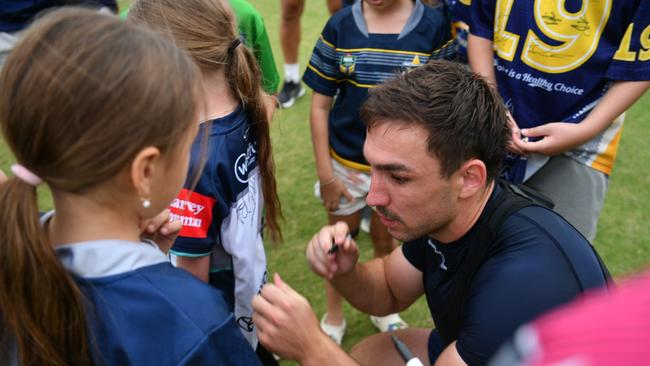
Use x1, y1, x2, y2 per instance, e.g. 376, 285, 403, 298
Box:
457, 159, 487, 199
130, 147, 161, 200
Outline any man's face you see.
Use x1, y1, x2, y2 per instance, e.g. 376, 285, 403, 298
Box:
364, 121, 458, 242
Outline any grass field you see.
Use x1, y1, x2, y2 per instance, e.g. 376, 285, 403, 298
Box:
2, 1, 649, 364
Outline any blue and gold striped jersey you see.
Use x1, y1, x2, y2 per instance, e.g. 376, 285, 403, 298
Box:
303, 0, 455, 169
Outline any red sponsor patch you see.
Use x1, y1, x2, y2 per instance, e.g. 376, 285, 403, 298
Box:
169, 189, 216, 238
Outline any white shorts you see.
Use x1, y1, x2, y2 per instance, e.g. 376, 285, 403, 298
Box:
314, 158, 371, 216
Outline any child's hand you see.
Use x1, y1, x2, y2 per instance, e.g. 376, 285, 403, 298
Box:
506, 111, 526, 155
140, 209, 181, 253
515, 122, 587, 156
320, 178, 354, 212
0, 169, 7, 184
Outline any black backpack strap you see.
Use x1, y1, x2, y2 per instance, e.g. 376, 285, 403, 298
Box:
436, 180, 538, 343
436, 180, 611, 344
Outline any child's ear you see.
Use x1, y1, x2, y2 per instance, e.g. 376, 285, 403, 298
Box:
130, 146, 162, 200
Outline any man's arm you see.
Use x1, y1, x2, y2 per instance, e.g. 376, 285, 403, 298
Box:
434, 342, 467, 366
514, 80, 650, 156
306, 222, 424, 316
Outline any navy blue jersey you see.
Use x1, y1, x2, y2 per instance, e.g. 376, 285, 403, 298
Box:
54, 239, 260, 366
169, 106, 266, 347
0, 1, 117, 32
470, 0, 649, 177
402, 185, 608, 365
303, 0, 454, 169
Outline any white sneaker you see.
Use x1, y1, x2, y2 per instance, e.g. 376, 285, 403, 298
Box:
370, 313, 408, 332
360, 212, 371, 233
320, 313, 347, 345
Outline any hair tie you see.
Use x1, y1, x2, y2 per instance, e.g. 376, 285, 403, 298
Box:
227, 37, 241, 56
11, 164, 43, 186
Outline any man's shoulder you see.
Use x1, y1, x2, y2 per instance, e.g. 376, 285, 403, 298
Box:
500, 205, 584, 244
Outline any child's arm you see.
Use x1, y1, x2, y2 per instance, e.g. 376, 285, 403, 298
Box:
513, 80, 650, 156
467, 33, 497, 87
310, 92, 353, 212
176, 255, 210, 283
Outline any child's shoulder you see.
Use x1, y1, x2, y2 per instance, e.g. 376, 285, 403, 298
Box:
323, 5, 355, 30
123, 263, 235, 330
419, 3, 449, 29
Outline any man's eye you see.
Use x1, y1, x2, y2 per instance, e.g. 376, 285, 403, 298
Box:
391, 175, 408, 184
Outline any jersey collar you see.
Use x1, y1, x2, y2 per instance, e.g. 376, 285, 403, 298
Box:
352, 0, 425, 40
41, 211, 169, 278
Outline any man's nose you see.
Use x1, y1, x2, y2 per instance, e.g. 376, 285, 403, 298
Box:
366, 173, 388, 207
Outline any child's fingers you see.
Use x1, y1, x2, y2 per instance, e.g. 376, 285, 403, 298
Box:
160, 219, 182, 236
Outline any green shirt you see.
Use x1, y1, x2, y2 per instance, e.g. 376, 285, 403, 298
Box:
229, 0, 280, 94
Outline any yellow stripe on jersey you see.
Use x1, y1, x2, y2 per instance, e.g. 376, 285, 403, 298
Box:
308, 65, 377, 88
307, 64, 336, 81
331, 148, 371, 172
590, 126, 623, 176
320, 38, 431, 57
337, 79, 374, 88
320, 35, 335, 48
335, 47, 431, 57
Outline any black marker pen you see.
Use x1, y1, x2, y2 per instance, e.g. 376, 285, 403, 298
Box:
328, 233, 352, 254
391, 335, 424, 366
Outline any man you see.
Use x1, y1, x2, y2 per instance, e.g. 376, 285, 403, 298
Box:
253, 61, 608, 365
467, 0, 650, 241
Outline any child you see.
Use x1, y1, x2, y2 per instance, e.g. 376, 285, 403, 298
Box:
128, 0, 282, 363
468, 0, 650, 241
0, 8, 259, 365
303, 0, 455, 343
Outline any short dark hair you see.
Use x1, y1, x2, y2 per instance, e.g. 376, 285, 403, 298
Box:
361, 60, 510, 181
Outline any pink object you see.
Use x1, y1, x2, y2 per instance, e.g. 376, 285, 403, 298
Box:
11, 164, 43, 186
522, 271, 650, 366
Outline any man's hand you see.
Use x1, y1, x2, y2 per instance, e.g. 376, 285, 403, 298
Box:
252, 273, 329, 362
514, 122, 589, 156
140, 209, 181, 253
306, 222, 360, 280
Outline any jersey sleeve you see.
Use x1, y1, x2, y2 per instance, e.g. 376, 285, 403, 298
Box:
169, 188, 220, 257
401, 239, 426, 272
427, 6, 456, 61
302, 18, 341, 97
469, 0, 495, 40
179, 315, 261, 366
218, 172, 266, 347
606, 1, 650, 81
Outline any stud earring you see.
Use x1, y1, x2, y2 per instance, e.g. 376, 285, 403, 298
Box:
142, 198, 151, 209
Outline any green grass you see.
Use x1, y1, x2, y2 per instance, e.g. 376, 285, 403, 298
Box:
4, 1, 650, 364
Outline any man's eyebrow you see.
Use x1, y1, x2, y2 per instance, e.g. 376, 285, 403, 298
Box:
373, 163, 410, 172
